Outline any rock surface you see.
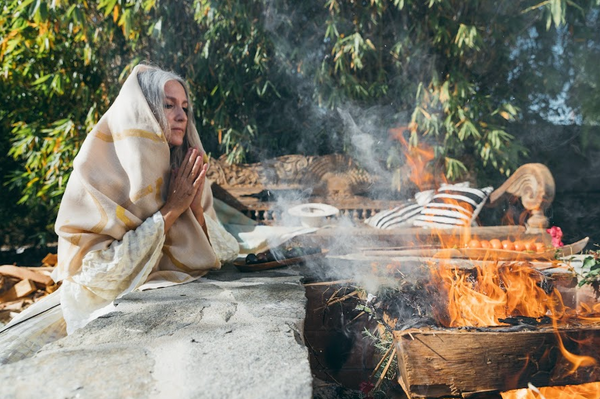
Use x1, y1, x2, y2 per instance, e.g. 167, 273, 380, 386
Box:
0, 264, 313, 399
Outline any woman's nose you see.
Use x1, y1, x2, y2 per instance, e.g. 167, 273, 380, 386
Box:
176, 107, 187, 121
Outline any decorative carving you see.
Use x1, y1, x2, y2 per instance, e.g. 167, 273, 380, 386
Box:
207, 154, 374, 198
301, 154, 374, 199
489, 163, 555, 233
206, 155, 262, 187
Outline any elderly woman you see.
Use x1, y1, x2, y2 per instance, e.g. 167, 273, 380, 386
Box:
0, 64, 238, 362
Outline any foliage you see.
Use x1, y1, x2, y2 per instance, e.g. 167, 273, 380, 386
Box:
314, 1, 600, 181
0, 0, 282, 243
573, 250, 600, 289
2, 0, 600, 244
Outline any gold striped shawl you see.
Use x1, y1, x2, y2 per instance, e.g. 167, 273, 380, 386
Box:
53, 65, 220, 286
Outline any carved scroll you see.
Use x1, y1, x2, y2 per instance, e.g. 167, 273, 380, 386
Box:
489, 163, 555, 233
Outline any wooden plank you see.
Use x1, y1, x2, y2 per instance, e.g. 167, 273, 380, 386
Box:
393, 326, 600, 398
0, 265, 54, 286
294, 226, 529, 250
0, 279, 37, 303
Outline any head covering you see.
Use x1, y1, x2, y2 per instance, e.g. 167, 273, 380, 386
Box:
53, 64, 221, 285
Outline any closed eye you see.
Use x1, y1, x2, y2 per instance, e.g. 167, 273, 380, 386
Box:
164, 103, 174, 109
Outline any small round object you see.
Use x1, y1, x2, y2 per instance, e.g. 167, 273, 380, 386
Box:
513, 240, 524, 251
467, 239, 481, 249
524, 241, 536, 252
246, 254, 258, 264
502, 240, 515, 251
489, 239, 502, 250
535, 242, 546, 253
480, 240, 491, 249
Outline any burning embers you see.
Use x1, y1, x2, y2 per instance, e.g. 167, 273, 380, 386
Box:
364, 256, 600, 398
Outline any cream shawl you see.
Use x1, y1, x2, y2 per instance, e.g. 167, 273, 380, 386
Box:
53, 65, 224, 288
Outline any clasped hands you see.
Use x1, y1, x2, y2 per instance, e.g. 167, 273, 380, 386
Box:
160, 147, 208, 233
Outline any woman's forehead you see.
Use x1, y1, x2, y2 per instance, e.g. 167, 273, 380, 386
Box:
164, 80, 187, 101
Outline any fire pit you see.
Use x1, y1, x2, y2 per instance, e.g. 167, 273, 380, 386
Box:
296, 224, 600, 398
393, 325, 600, 398
338, 251, 600, 398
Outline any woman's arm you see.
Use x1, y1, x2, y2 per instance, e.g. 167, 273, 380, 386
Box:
61, 211, 166, 333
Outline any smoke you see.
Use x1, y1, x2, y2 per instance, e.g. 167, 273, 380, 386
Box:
250, 1, 425, 292
337, 106, 400, 185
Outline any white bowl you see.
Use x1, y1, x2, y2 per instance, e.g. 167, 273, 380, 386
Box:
288, 203, 339, 227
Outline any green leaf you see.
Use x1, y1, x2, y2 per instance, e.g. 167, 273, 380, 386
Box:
31, 74, 53, 86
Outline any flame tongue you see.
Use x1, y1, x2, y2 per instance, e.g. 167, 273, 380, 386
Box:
430, 261, 562, 328
501, 382, 600, 399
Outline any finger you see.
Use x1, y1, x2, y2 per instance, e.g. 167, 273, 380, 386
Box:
189, 153, 202, 180
179, 148, 196, 178
187, 150, 203, 179
193, 164, 208, 189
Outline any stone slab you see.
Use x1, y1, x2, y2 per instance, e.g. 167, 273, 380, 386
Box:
0, 264, 312, 399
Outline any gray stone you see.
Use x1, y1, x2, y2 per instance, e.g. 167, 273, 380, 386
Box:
0, 264, 313, 399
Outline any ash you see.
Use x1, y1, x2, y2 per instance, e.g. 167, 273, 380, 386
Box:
360, 264, 445, 332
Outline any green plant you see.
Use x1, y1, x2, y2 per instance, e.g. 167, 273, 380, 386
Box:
573, 250, 600, 289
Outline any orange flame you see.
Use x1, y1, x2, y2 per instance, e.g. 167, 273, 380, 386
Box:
548, 302, 597, 374
501, 382, 600, 399
389, 124, 435, 190
430, 261, 563, 327
387, 119, 600, 381
427, 256, 600, 379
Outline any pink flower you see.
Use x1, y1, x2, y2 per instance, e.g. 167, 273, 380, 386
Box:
546, 226, 564, 248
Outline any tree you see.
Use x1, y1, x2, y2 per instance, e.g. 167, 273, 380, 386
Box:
1, 0, 598, 244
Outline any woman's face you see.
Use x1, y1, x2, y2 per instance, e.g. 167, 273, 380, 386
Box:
164, 80, 188, 148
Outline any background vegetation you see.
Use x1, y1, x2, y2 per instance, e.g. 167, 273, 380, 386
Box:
1, 0, 600, 245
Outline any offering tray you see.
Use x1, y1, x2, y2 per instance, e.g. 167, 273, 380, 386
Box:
356, 237, 589, 262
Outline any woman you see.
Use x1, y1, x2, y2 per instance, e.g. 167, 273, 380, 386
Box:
0, 64, 238, 362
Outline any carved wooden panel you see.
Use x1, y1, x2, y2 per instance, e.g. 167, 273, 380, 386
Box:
207, 154, 374, 198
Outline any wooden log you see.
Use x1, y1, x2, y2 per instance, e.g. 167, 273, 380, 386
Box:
0, 279, 37, 303
393, 326, 600, 398
0, 265, 53, 286
41, 253, 58, 266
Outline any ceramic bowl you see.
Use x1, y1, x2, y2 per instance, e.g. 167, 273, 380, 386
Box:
288, 203, 340, 227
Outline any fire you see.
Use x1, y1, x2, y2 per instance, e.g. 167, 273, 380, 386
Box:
430, 261, 564, 328
427, 256, 600, 378
501, 382, 600, 399
387, 120, 600, 389
389, 124, 435, 189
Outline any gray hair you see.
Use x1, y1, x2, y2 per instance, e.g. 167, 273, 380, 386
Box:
136, 65, 202, 168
